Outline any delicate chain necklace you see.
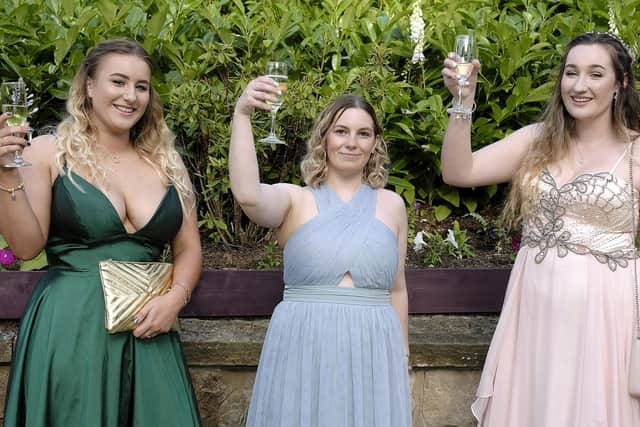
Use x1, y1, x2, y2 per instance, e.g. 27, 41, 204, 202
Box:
574, 143, 585, 166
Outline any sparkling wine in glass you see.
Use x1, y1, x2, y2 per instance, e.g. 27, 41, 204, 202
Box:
259, 61, 289, 145
447, 33, 476, 116
1, 79, 32, 167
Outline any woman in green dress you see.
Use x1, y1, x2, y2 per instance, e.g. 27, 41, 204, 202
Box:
0, 39, 202, 426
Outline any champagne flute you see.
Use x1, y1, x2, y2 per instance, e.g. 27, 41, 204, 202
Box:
259, 61, 289, 145
1, 78, 32, 167
447, 32, 476, 116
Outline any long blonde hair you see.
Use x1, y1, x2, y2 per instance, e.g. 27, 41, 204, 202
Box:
502, 32, 640, 230
300, 95, 388, 188
54, 39, 195, 211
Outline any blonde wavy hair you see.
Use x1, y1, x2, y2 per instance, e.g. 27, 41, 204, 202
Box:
502, 32, 640, 230
54, 39, 195, 211
301, 95, 388, 188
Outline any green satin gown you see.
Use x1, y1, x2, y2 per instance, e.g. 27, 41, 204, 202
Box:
3, 171, 201, 426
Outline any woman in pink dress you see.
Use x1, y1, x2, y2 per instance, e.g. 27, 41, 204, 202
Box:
441, 32, 640, 426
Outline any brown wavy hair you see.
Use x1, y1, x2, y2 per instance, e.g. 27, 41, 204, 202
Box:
301, 95, 388, 188
502, 32, 640, 229
54, 39, 195, 211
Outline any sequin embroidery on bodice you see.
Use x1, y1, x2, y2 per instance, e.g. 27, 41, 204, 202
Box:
521, 161, 638, 271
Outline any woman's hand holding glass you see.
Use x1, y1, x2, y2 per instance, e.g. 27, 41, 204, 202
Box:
235, 76, 286, 123
0, 112, 31, 168
443, 40, 481, 119
1, 79, 35, 167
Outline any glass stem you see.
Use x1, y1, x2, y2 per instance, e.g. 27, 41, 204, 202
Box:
269, 109, 278, 136
457, 78, 464, 108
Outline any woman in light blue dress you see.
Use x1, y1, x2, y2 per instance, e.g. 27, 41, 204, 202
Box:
229, 78, 411, 427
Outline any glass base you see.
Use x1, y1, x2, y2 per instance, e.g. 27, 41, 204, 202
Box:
1, 159, 31, 168
259, 134, 286, 145
447, 106, 473, 120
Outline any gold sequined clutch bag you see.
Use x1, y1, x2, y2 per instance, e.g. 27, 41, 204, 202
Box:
98, 259, 173, 334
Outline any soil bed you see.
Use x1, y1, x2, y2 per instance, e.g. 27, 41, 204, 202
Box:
201, 206, 518, 270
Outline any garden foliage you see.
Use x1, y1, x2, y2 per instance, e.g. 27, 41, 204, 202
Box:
1, 0, 639, 248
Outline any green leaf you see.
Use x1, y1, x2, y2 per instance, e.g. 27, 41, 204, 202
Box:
395, 121, 414, 138
20, 251, 48, 272
331, 53, 340, 71
486, 184, 498, 198
61, 0, 74, 17
462, 197, 478, 213
434, 205, 452, 221
437, 187, 460, 207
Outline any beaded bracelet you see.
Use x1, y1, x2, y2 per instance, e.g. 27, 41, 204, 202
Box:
447, 101, 476, 121
0, 181, 25, 201
448, 111, 472, 121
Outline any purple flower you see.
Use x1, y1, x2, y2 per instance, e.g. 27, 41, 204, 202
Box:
0, 248, 16, 265
487, 225, 496, 240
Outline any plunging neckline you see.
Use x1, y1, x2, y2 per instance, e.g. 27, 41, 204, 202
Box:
61, 170, 173, 236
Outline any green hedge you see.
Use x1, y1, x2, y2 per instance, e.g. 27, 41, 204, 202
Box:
2, 0, 638, 246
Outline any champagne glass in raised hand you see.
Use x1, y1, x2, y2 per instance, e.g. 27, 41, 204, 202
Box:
259, 61, 289, 145
1, 78, 32, 167
447, 33, 475, 117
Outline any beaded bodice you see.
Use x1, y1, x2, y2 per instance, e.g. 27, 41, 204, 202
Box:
521, 166, 638, 271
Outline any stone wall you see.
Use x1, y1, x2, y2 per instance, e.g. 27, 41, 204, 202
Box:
0, 315, 497, 427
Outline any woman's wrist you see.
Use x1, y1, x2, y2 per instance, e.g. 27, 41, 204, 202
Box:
170, 282, 191, 307
233, 108, 252, 119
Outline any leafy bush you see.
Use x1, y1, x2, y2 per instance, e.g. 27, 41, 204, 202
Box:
1, 0, 636, 250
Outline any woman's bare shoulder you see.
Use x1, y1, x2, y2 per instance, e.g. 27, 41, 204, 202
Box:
376, 188, 406, 219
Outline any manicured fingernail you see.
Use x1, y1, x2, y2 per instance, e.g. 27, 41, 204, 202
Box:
277, 90, 282, 96
26, 127, 34, 132
272, 81, 279, 87
5, 112, 11, 117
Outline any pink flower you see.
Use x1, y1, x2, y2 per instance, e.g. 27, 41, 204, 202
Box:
511, 235, 521, 251
0, 248, 16, 265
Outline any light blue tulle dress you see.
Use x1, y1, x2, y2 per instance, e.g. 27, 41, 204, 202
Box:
246, 184, 411, 427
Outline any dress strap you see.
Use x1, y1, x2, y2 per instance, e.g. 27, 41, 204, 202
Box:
609, 142, 633, 175
309, 185, 330, 213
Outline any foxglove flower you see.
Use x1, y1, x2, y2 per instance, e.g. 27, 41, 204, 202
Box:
413, 231, 426, 253
410, 1, 425, 64
446, 229, 458, 249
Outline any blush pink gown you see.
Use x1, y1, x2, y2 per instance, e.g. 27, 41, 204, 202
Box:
473, 155, 640, 426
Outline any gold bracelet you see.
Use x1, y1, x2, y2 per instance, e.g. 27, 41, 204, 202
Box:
172, 283, 191, 306
0, 181, 24, 201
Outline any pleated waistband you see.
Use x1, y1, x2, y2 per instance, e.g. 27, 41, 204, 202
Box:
283, 285, 390, 305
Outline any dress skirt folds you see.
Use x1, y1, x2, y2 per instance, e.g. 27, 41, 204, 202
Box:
246, 184, 411, 427
3, 171, 201, 426
247, 287, 411, 427
472, 164, 640, 426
